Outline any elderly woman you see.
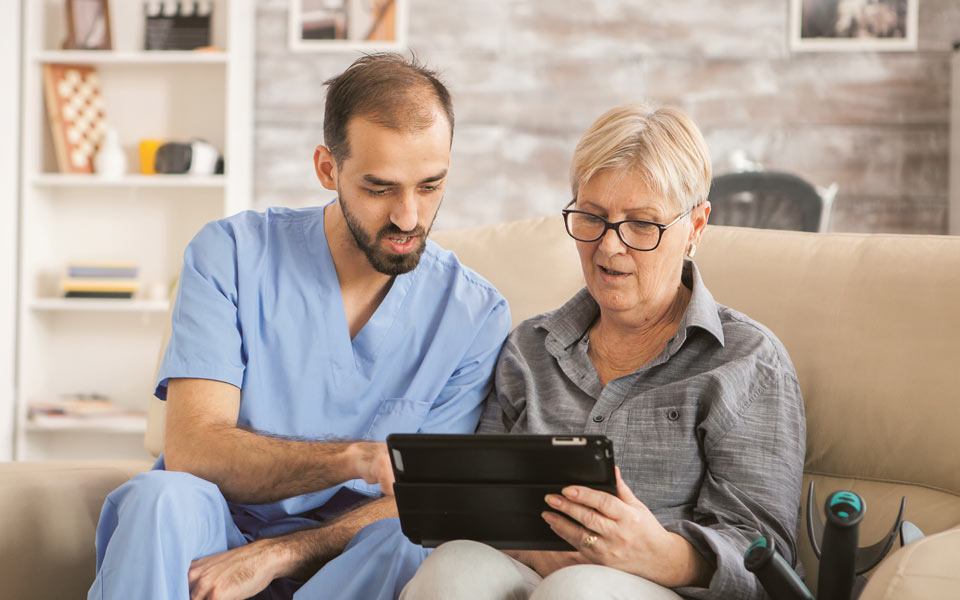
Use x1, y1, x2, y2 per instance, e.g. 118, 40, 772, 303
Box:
401, 104, 805, 600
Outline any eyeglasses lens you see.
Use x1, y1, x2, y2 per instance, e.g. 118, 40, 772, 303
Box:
567, 212, 660, 250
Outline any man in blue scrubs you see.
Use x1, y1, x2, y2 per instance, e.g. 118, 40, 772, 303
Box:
89, 54, 511, 600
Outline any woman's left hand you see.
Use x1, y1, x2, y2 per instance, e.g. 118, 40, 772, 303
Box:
542, 466, 712, 588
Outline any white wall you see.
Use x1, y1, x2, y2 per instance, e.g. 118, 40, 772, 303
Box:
254, 0, 960, 234
0, 1, 21, 461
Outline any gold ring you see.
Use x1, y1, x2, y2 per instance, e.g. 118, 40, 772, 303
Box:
582, 534, 598, 549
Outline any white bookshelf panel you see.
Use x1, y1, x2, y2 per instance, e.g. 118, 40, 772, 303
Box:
30, 298, 170, 313
33, 174, 226, 189
36, 50, 228, 65
26, 413, 148, 434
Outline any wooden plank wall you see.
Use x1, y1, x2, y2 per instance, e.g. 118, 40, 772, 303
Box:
254, 0, 959, 234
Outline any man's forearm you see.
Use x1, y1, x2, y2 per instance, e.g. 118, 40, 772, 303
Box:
271, 497, 399, 581
167, 423, 382, 504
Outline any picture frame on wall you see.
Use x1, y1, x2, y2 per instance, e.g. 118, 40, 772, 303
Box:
64, 0, 112, 50
289, 0, 407, 52
790, 0, 918, 52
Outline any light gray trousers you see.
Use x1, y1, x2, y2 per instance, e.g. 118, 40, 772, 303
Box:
400, 540, 684, 600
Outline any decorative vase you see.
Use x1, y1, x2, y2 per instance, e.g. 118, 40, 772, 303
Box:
94, 128, 127, 178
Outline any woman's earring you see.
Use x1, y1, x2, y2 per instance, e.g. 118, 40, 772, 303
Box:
686, 243, 697, 259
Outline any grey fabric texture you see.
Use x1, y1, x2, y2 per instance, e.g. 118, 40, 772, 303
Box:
478, 261, 806, 600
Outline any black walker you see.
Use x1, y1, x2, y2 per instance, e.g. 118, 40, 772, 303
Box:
744, 482, 923, 600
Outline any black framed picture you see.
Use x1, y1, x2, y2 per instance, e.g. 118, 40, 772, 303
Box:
790, 0, 918, 52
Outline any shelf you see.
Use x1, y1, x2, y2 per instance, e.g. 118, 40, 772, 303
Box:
34, 50, 228, 65
33, 174, 226, 189
30, 298, 170, 313
26, 414, 148, 434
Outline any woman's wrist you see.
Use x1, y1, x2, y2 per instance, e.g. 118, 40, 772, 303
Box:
659, 531, 713, 588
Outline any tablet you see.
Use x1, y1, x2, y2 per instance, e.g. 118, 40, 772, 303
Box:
387, 433, 616, 550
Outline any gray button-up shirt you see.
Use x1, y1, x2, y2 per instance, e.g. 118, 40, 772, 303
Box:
479, 261, 806, 600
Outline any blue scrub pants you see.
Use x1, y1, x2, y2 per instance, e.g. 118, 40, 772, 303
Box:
88, 470, 429, 599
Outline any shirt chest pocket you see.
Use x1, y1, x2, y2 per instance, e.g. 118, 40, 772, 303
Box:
363, 396, 434, 442
620, 402, 703, 510
351, 396, 433, 496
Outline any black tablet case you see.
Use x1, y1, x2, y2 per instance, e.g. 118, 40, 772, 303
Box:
387, 434, 616, 550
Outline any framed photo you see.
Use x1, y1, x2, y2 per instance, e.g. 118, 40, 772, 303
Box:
64, 0, 112, 50
289, 0, 407, 52
790, 0, 918, 52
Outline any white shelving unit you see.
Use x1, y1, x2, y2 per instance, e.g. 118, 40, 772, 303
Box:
16, 0, 254, 461
0, 2, 22, 461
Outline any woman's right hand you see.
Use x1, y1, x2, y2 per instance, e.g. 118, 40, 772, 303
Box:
503, 550, 589, 578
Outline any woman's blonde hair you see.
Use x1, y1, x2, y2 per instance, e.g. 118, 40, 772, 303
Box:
570, 104, 712, 213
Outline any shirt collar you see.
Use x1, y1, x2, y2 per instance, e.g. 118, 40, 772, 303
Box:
679, 260, 725, 347
540, 260, 725, 357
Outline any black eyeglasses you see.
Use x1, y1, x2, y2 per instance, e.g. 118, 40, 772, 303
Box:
561, 204, 693, 251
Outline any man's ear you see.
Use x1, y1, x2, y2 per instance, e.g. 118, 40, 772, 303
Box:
314, 145, 339, 191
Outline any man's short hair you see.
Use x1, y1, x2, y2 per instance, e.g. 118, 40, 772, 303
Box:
570, 104, 712, 214
323, 53, 455, 165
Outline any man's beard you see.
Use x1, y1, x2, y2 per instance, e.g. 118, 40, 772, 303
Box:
337, 187, 439, 276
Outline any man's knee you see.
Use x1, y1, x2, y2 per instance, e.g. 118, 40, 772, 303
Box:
109, 470, 224, 518
530, 565, 679, 600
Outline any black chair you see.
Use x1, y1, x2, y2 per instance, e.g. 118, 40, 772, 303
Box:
707, 171, 833, 233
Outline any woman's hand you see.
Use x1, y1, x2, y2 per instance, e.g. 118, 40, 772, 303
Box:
542, 467, 713, 588
502, 549, 590, 578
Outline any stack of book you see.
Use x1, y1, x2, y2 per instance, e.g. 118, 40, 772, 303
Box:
61, 261, 139, 299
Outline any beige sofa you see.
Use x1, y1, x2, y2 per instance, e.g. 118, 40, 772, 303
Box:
3, 216, 959, 599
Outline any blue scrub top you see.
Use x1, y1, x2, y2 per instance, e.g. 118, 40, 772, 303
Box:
155, 204, 510, 524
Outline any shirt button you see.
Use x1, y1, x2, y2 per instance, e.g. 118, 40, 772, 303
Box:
592, 415, 604, 423
667, 409, 680, 421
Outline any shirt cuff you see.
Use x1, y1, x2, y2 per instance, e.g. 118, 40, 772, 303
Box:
155, 359, 245, 400
666, 520, 766, 600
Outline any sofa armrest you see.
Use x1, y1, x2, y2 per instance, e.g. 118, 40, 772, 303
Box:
0, 460, 152, 599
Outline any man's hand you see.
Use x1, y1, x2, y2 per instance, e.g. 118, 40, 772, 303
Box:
189, 496, 397, 598
503, 549, 589, 578
189, 538, 290, 600
349, 441, 395, 494
165, 379, 398, 505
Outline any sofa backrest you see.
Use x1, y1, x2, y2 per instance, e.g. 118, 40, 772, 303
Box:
432, 215, 960, 590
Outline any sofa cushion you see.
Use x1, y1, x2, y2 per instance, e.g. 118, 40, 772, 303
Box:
859, 526, 960, 599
